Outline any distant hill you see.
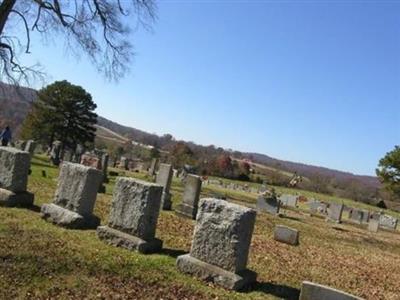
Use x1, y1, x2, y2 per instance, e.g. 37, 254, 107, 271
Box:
0, 82, 381, 198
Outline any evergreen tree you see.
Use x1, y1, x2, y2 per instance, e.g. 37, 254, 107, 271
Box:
21, 80, 97, 151
376, 145, 400, 200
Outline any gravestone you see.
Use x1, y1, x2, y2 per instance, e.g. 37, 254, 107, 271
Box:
274, 225, 299, 246
361, 210, 370, 223
300, 281, 364, 300
348, 208, 363, 224
97, 177, 163, 253
119, 157, 129, 170
309, 200, 328, 215
176, 198, 257, 290
50, 141, 62, 166
24, 140, 37, 156
176, 174, 202, 219
0, 147, 34, 207
379, 214, 398, 230
101, 153, 109, 183
80, 153, 101, 169
41, 162, 102, 229
257, 195, 280, 215
326, 203, 344, 223
368, 218, 379, 233
156, 163, 173, 210
279, 194, 298, 208
148, 158, 158, 176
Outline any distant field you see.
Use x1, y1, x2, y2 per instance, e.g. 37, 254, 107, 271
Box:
0, 155, 399, 299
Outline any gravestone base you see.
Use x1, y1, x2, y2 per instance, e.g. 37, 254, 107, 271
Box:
161, 192, 172, 210
0, 188, 34, 207
176, 254, 257, 291
97, 226, 163, 254
41, 203, 100, 229
175, 203, 197, 219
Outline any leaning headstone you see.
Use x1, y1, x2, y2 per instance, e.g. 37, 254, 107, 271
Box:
50, 141, 62, 166
0, 147, 34, 207
274, 225, 299, 246
176, 174, 202, 219
300, 281, 364, 300
156, 163, 173, 210
97, 177, 163, 253
176, 198, 257, 290
368, 218, 379, 233
326, 203, 344, 223
24, 140, 37, 156
379, 214, 398, 230
41, 162, 102, 229
257, 195, 280, 215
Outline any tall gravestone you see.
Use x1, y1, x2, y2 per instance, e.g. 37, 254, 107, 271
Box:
148, 158, 158, 176
41, 162, 102, 228
101, 153, 109, 183
176, 174, 202, 219
176, 198, 257, 290
156, 163, 173, 210
50, 141, 62, 166
326, 203, 344, 223
97, 177, 163, 253
0, 147, 34, 207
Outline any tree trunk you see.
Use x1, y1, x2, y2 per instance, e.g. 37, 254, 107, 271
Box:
0, 0, 16, 36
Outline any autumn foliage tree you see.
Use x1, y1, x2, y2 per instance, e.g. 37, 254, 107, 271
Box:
376, 145, 400, 201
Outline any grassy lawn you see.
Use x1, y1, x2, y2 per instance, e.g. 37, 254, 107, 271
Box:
0, 155, 399, 299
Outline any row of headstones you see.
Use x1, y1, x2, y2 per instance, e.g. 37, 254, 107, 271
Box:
202, 178, 261, 194
0, 146, 365, 299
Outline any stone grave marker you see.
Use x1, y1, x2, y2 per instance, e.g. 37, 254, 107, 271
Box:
176, 174, 202, 219
97, 177, 163, 253
348, 208, 363, 224
257, 195, 280, 215
300, 281, 364, 300
326, 203, 344, 223
41, 162, 102, 229
24, 140, 37, 156
176, 198, 257, 290
0, 147, 34, 207
148, 158, 158, 176
368, 218, 379, 233
274, 225, 299, 246
279, 194, 298, 208
156, 163, 173, 210
379, 214, 398, 230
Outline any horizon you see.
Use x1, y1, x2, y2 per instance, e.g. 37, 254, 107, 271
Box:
14, 1, 400, 177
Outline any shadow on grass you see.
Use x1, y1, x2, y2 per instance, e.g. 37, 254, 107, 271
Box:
160, 248, 187, 258
250, 281, 300, 300
32, 161, 58, 169
280, 215, 302, 222
24, 204, 41, 213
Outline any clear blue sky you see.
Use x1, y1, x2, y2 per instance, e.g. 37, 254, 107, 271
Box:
19, 1, 400, 176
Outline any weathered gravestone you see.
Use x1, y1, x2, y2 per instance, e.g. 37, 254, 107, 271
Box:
41, 162, 102, 229
257, 195, 280, 215
101, 153, 109, 183
80, 153, 101, 169
348, 208, 363, 224
176, 198, 257, 291
149, 158, 158, 177
24, 140, 37, 156
0, 147, 34, 207
300, 281, 364, 300
360, 210, 370, 224
176, 174, 202, 219
50, 141, 62, 166
309, 200, 328, 215
119, 156, 129, 170
379, 214, 398, 230
97, 178, 163, 253
274, 225, 299, 246
326, 203, 344, 223
156, 163, 173, 210
279, 194, 298, 208
368, 218, 379, 233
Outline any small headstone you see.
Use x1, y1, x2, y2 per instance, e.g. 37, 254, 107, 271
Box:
326, 203, 344, 223
0, 147, 34, 207
176, 198, 257, 290
279, 194, 298, 208
97, 177, 163, 253
368, 218, 379, 233
361, 210, 370, 223
156, 163, 173, 210
309, 200, 328, 215
300, 281, 364, 300
257, 195, 280, 215
176, 174, 202, 219
274, 225, 299, 246
50, 141, 62, 166
80, 153, 101, 169
41, 162, 102, 229
348, 208, 363, 224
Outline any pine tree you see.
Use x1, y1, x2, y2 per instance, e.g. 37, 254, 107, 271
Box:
21, 80, 97, 151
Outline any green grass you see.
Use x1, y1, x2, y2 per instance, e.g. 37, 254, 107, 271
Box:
0, 155, 399, 299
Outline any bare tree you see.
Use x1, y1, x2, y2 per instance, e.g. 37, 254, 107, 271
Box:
0, 0, 156, 85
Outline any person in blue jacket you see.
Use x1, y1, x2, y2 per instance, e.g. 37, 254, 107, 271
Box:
0, 126, 12, 146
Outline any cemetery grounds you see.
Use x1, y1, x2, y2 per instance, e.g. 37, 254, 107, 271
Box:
0, 155, 399, 299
